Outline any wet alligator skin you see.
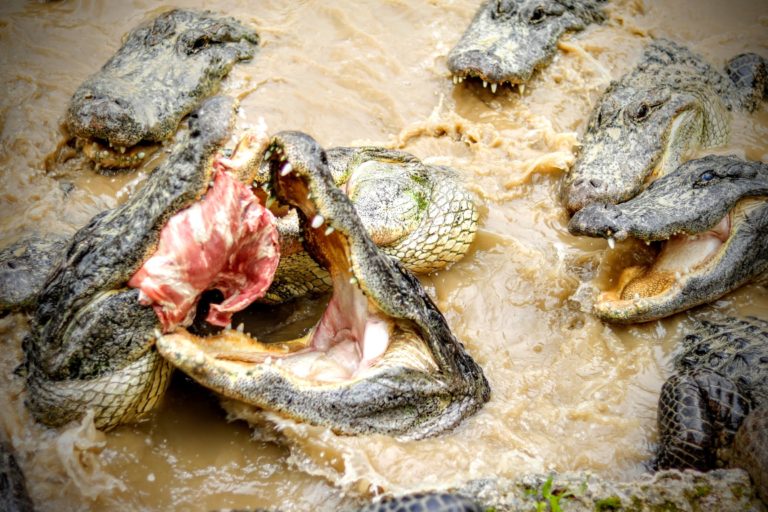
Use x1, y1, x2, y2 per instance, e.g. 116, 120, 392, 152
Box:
0, 237, 67, 312
447, 0, 606, 87
62, 9, 258, 169
22, 96, 237, 430
568, 155, 768, 323
157, 131, 490, 439
357, 492, 483, 512
656, 315, 768, 502
562, 39, 767, 213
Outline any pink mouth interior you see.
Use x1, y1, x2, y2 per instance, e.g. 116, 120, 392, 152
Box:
128, 167, 280, 331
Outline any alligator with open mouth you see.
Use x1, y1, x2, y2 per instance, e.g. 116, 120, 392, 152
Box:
156, 130, 490, 439
568, 155, 767, 323
562, 39, 767, 213
447, 0, 607, 93
50, 9, 259, 171
14, 96, 489, 439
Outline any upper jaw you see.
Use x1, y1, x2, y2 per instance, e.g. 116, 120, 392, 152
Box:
156, 131, 490, 438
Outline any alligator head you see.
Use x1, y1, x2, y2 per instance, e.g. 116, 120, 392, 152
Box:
63, 9, 258, 170
156, 131, 490, 439
447, 0, 605, 91
569, 155, 768, 323
562, 40, 740, 213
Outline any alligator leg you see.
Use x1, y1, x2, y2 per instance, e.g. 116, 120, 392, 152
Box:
0, 236, 68, 313
656, 368, 751, 470
725, 53, 768, 112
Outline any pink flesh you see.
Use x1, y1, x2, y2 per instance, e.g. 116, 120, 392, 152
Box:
654, 215, 730, 274
128, 169, 280, 331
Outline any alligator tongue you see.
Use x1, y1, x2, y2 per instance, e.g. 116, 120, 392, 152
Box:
128, 168, 280, 331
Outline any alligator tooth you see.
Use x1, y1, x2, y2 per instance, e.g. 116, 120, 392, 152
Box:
324, 226, 335, 235
349, 276, 358, 285
236, 323, 244, 333
311, 215, 325, 229
153, 328, 162, 339
101, 150, 109, 157
482, 80, 488, 88
453, 75, 458, 84
119, 146, 126, 154
265, 197, 275, 208
263, 149, 272, 161
264, 356, 273, 365
280, 163, 293, 176
458, 76, 464, 83
491, 83, 497, 94
519, 84, 525, 94
607, 237, 615, 250
138, 151, 146, 159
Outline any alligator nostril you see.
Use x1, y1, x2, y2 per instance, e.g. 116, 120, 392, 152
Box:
573, 178, 584, 186
589, 179, 603, 188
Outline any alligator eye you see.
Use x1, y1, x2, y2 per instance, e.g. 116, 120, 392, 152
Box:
697, 171, 716, 185
632, 103, 650, 122
530, 6, 547, 23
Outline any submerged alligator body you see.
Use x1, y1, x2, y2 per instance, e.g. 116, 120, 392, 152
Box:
447, 0, 606, 91
656, 315, 768, 503
58, 9, 258, 171
157, 131, 490, 439
562, 39, 767, 213
569, 155, 768, 323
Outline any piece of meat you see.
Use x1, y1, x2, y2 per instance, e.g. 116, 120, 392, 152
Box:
128, 169, 279, 330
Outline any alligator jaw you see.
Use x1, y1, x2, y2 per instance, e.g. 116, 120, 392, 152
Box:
155, 132, 488, 438
593, 199, 765, 323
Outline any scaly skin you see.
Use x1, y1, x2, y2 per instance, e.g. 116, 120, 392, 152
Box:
568, 155, 768, 323
23, 95, 238, 430
62, 9, 258, 170
263, 147, 478, 302
447, 0, 606, 90
157, 131, 490, 439
562, 39, 767, 213
0, 237, 67, 312
656, 315, 768, 503
357, 492, 483, 512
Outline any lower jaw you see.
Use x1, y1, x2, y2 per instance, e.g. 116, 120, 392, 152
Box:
82, 138, 156, 169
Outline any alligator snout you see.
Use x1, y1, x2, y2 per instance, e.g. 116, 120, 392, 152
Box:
562, 175, 615, 214
66, 89, 146, 147
568, 202, 627, 240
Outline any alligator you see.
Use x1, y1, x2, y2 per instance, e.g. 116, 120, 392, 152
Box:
447, 0, 606, 92
562, 39, 767, 213
20, 95, 248, 430
13, 96, 489, 438
568, 155, 768, 323
655, 314, 768, 503
156, 131, 490, 439
50, 9, 258, 171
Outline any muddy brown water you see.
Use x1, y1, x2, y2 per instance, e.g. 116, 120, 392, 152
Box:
0, 0, 766, 510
